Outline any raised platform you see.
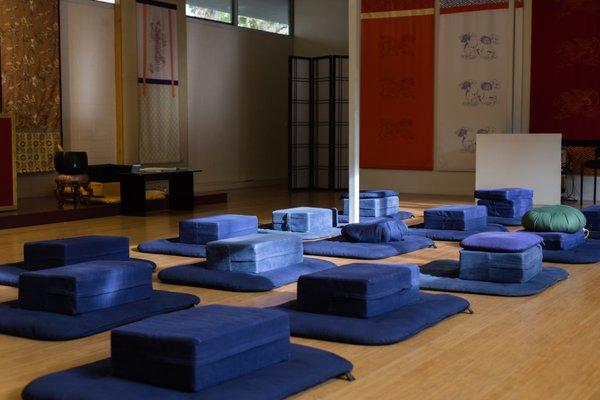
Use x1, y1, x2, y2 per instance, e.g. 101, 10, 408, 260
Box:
0, 192, 228, 230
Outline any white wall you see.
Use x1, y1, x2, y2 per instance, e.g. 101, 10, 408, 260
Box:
186, 19, 292, 191
293, 0, 348, 56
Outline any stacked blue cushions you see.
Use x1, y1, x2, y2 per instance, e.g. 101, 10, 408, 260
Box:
272, 207, 334, 233
341, 219, 408, 243
475, 188, 533, 219
111, 305, 290, 392
582, 205, 600, 232
297, 264, 419, 318
424, 205, 487, 231
18, 260, 153, 315
179, 215, 258, 245
459, 232, 543, 283
23, 236, 130, 270
527, 230, 586, 250
342, 190, 400, 217
341, 190, 399, 199
206, 233, 303, 273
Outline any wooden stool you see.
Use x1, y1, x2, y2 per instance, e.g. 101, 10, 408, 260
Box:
55, 174, 93, 209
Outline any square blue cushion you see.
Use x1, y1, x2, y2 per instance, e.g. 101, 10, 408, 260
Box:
18, 260, 153, 315
461, 232, 542, 253
297, 264, 419, 318
206, 233, 303, 273
459, 246, 543, 283
474, 188, 534, 200
341, 190, 399, 199
477, 198, 533, 218
111, 305, 291, 392
272, 207, 333, 233
582, 205, 600, 231
424, 205, 487, 231
342, 197, 400, 217
23, 236, 130, 270
529, 230, 586, 250
179, 215, 258, 245
341, 219, 408, 243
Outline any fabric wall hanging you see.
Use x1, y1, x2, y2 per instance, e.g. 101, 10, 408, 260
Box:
360, 0, 435, 171
137, 0, 180, 164
0, 116, 16, 210
436, 0, 518, 172
0, 0, 61, 173
530, 1, 600, 143
289, 57, 312, 190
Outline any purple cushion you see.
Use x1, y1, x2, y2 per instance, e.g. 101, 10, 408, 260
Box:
523, 230, 586, 251
340, 190, 399, 199
474, 188, 534, 200
461, 232, 543, 253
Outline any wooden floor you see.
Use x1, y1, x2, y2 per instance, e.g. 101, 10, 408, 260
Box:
0, 185, 598, 400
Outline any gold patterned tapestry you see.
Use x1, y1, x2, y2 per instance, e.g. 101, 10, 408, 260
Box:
0, 0, 61, 173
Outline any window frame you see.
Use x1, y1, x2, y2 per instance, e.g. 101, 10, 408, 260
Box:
185, 0, 294, 36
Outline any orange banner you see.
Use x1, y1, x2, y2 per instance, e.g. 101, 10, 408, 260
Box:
360, 0, 435, 170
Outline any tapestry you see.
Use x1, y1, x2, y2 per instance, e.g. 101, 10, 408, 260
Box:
0, 116, 16, 210
360, 0, 435, 170
0, 0, 61, 173
137, 0, 180, 164
436, 0, 516, 172
530, 0, 600, 143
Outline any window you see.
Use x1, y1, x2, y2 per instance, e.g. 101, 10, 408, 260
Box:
93, 0, 115, 3
186, 0, 291, 35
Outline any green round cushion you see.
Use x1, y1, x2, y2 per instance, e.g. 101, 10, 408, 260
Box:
522, 205, 586, 233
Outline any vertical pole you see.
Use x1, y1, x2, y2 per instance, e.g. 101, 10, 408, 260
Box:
348, 0, 361, 223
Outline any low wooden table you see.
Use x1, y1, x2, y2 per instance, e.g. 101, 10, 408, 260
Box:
118, 169, 200, 216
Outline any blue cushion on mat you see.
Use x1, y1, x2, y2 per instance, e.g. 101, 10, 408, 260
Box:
459, 246, 543, 283
424, 205, 487, 231
274, 293, 470, 345
474, 188, 534, 200
272, 207, 335, 233
19, 261, 153, 315
297, 264, 419, 318
112, 306, 290, 392
461, 232, 542, 253
303, 235, 435, 259
342, 197, 399, 217
487, 216, 524, 227
137, 238, 207, 258
179, 215, 258, 245
22, 345, 353, 400
582, 205, 600, 231
408, 223, 508, 242
23, 236, 130, 270
477, 198, 533, 218
340, 190, 398, 199
419, 260, 568, 296
337, 211, 413, 225
525, 230, 586, 250
158, 257, 336, 292
0, 290, 199, 340
341, 219, 408, 243
541, 238, 600, 264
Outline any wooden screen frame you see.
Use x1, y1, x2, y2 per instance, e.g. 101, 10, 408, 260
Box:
0, 114, 17, 211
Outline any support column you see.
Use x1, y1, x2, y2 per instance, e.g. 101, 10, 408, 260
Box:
348, 0, 361, 223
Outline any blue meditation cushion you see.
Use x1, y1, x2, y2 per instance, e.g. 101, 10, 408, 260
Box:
526, 230, 586, 250
582, 205, 600, 231
474, 188, 534, 200
424, 205, 487, 231
272, 207, 334, 233
477, 198, 533, 218
23, 236, 130, 270
342, 196, 400, 217
340, 190, 399, 199
179, 215, 258, 245
206, 233, 303, 273
18, 260, 153, 315
461, 232, 543, 253
341, 219, 408, 243
297, 263, 419, 318
111, 305, 291, 392
459, 245, 543, 283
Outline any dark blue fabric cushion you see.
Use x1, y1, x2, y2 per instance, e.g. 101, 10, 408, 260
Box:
272, 207, 336, 233
424, 205, 487, 231
523, 230, 586, 250
137, 238, 207, 258
23, 236, 130, 270
19, 261, 153, 315
408, 223, 508, 242
297, 264, 419, 318
582, 205, 600, 231
487, 216, 524, 226
474, 188, 534, 200
22, 345, 353, 400
340, 190, 399, 199
274, 293, 469, 345
112, 306, 290, 392
460, 232, 542, 253
158, 258, 335, 292
541, 239, 600, 264
338, 211, 413, 225
341, 219, 408, 243
303, 235, 435, 259
342, 197, 400, 217
419, 260, 568, 296
179, 215, 258, 245
477, 198, 533, 218
0, 290, 199, 340
459, 246, 543, 283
